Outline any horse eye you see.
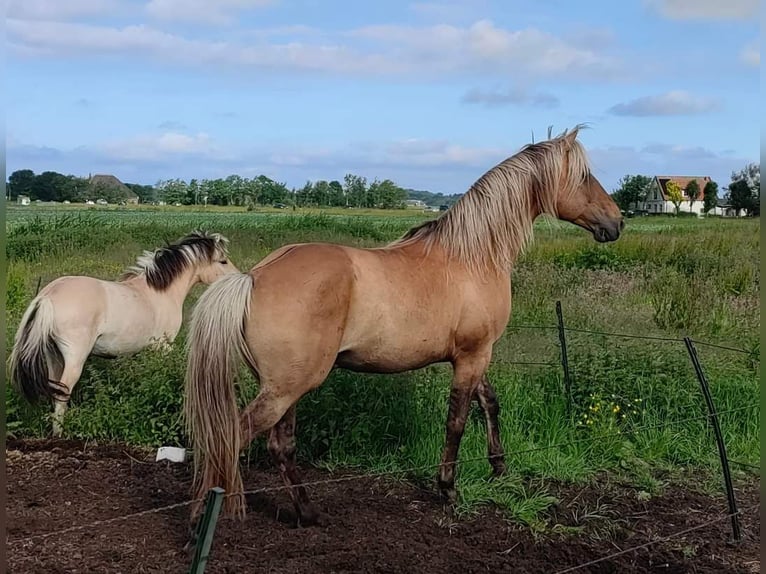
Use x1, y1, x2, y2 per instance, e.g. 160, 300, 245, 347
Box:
219, 260, 228, 264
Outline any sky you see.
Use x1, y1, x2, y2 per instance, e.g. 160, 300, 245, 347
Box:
6, 0, 761, 194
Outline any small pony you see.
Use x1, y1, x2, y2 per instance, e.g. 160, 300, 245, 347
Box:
8, 230, 238, 436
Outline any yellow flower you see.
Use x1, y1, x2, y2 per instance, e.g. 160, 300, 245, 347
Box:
613, 405, 620, 413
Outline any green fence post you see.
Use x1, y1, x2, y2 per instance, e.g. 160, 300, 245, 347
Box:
189, 487, 225, 574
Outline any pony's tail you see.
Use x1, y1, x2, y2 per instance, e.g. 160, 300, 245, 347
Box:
8, 296, 66, 404
183, 272, 255, 519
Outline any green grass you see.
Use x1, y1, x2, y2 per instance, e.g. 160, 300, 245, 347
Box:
5, 206, 760, 527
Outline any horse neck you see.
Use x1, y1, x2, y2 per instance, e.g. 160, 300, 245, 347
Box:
436, 178, 543, 275
138, 266, 200, 309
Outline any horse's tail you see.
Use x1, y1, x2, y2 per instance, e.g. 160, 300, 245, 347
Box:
183, 272, 255, 518
8, 296, 66, 404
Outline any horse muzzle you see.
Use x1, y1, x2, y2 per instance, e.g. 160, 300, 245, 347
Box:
592, 218, 624, 243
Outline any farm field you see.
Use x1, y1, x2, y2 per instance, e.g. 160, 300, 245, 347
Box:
5, 205, 761, 572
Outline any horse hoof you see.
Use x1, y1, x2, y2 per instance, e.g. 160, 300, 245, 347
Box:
298, 505, 327, 528
490, 462, 507, 478
183, 528, 198, 553
438, 485, 457, 506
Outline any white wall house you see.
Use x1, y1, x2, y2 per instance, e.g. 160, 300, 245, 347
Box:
632, 175, 748, 217
640, 176, 711, 215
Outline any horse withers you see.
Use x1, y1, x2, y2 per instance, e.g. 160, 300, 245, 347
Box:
183, 126, 624, 526
8, 231, 238, 436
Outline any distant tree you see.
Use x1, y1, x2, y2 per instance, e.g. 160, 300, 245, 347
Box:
368, 178, 407, 209
62, 176, 89, 202
328, 180, 344, 206
296, 181, 313, 207
685, 179, 700, 213
729, 163, 760, 216
311, 180, 331, 206
254, 175, 289, 205
31, 171, 70, 202
343, 174, 367, 208
8, 169, 36, 199
156, 179, 189, 205
665, 181, 683, 215
187, 178, 200, 205
125, 183, 157, 203
405, 188, 461, 207
611, 174, 652, 211
702, 180, 718, 214
726, 179, 752, 216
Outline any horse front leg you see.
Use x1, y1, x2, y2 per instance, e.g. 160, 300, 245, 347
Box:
475, 374, 506, 477
438, 356, 489, 505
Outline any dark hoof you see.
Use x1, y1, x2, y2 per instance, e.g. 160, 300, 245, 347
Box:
490, 461, 507, 478
183, 523, 199, 553
297, 505, 328, 528
438, 481, 457, 506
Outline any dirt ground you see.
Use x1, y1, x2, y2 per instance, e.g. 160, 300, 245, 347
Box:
6, 439, 760, 574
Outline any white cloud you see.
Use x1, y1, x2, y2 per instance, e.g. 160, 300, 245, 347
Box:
461, 86, 559, 108
7, 0, 126, 20
350, 20, 622, 79
7, 18, 623, 80
740, 40, 759, 67
608, 90, 721, 117
99, 131, 221, 162
145, 0, 275, 25
645, 0, 758, 20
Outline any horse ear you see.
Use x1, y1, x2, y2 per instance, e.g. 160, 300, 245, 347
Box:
563, 127, 580, 147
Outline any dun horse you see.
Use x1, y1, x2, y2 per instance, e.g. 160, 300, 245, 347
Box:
8, 231, 238, 436
184, 127, 624, 524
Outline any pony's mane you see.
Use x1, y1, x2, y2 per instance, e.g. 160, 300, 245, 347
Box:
120, 231, 229, 291
392, 125, 591, 274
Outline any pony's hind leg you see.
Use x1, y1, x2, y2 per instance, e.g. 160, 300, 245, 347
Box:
51, 343, 90, 437
475, 375, 506, 477
267, 405, 324, 527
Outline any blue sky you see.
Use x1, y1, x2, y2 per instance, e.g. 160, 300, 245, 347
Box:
6, 0, 760, 194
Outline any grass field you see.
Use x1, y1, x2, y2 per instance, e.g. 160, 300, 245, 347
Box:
5, 204, 760, 527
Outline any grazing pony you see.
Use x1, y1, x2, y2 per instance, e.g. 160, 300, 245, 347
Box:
8, 231, 238, 436
183, 126, 624, 524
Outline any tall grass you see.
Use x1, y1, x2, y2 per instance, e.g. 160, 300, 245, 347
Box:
5, 209, 760, 524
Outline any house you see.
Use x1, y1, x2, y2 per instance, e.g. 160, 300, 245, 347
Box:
17, 195, 30, 206
639, 176, 712, 215
88, 174, 140, 204
405, 199, 427, 208
711, 200, 748, 218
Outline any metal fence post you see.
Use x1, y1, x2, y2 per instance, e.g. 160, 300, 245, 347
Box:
683, 337, 741, 542
189, 487, 225, 574
555, 301, 573, 418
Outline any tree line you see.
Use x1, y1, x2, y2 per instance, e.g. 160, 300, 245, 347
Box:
611, 163, 760, 216
7, 169, 462, 210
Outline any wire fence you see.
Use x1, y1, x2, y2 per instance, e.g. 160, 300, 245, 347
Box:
553, 504, 758, 574
8, 405, 758, 544
7, 303, 760, 573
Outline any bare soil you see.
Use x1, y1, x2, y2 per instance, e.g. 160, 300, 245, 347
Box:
6, 439, 760, 574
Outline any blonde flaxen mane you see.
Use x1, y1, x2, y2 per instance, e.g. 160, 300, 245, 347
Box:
393, 125, 591, 274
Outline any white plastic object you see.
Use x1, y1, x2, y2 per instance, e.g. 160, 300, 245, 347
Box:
155, 446, 187, 463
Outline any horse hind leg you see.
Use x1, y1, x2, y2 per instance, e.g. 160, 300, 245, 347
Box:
475, 375, 506, 477
51, 344, 90, 437
266, 405, 324, 527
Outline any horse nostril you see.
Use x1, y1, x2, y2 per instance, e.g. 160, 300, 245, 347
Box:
619, 219, 625, 231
